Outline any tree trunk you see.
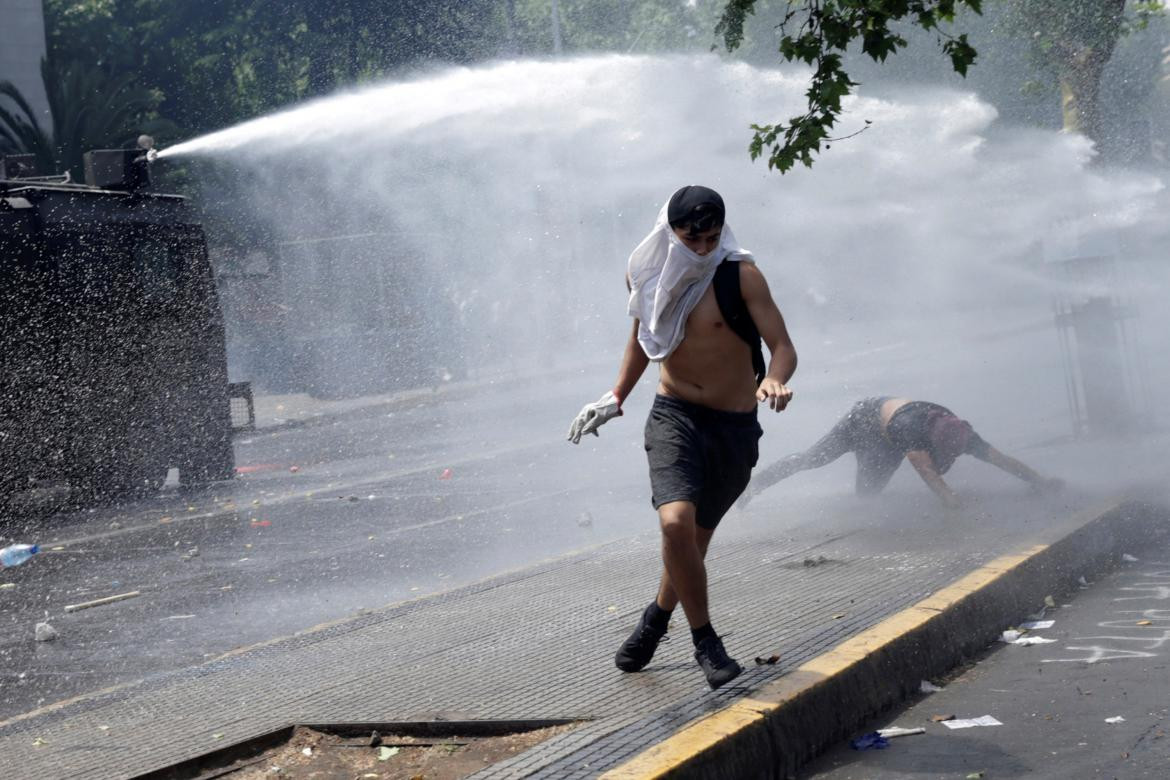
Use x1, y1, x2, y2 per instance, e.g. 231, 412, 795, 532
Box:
1059, 51, 1108, 145
1056, 0, 1125, 149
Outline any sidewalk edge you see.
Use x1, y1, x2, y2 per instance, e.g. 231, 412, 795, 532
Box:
601, 498, 1169, 780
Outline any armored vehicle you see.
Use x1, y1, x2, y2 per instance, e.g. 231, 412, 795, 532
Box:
0, 150, 244, 506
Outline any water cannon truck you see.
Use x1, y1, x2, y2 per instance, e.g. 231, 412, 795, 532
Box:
0, 147, 250, 508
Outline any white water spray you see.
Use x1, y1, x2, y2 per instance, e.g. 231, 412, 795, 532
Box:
162, 54, 1167, 435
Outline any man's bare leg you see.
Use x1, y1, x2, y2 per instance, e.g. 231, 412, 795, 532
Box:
614, 508, 710, 674
656, 501, 710, 627
655, 500, 741, 687
655, 522, 715, 616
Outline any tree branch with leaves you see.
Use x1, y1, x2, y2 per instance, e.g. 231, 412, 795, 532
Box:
717, 0, 982, 173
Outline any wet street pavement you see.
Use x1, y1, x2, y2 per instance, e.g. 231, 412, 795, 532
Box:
0, 372, 649, 720
802, 535, 1170, 780
1, 310, 1164, 732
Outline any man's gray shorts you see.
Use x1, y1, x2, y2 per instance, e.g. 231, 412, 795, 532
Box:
644, 393, 762, 530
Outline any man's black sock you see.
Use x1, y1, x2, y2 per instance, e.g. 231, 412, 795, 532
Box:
691, 622, 717, 647
646, 602, 672, 632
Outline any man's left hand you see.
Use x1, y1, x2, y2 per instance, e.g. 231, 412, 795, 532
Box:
756, 379, 792, 412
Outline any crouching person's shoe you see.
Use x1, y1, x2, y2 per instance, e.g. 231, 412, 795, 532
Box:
694, 635, 742, 689
614, 603, 668, 672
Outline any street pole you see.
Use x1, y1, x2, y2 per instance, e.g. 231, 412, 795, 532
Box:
551, 0, 563, 55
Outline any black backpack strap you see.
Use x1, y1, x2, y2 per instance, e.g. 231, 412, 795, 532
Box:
713, 260, 766, 386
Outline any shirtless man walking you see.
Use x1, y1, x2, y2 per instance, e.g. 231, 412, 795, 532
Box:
567, 186, 797, 689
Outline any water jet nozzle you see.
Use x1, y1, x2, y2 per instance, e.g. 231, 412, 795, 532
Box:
83, 148, 151, 192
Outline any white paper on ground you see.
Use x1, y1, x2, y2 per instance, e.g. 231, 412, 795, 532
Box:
942, 716, 1003, 730
920, 680, 944, 693
1008, 636, 1057, 646
1105, 716, 1126, 724
1019, 620, 1055, 630
999, 630, 1022, 643
1123, 554, 1139, 562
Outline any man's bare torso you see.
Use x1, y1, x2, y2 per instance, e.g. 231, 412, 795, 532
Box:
659, 281, 758, 412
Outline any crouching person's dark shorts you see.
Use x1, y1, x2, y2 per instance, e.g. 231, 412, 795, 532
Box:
644, 394, 763, 530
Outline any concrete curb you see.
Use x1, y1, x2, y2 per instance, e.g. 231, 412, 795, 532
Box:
601, 498, 1170, 779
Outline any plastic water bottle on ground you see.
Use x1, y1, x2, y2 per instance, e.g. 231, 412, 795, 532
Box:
0, 544, 39, 567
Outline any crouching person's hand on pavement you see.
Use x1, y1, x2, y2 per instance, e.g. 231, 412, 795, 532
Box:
756, 379, 793, 412
1032, 476, 1066, 495
567, 391, 622, 444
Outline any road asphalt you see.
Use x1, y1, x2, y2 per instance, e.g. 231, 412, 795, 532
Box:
803, 536, 1170, 780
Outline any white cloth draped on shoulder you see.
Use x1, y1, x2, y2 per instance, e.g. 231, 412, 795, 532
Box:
626, 202, 753, 361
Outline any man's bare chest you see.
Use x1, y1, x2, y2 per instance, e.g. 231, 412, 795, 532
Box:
685, 286, 729, 337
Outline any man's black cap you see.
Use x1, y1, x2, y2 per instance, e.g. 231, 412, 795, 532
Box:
667, 185, 725, 234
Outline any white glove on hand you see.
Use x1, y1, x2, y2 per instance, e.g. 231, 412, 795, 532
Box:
567, 391, 622, 444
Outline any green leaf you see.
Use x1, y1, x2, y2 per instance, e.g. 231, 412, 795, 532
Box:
728, 0, 984, 174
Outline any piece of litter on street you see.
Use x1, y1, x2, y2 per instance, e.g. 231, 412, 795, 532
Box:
1137, 620, 1153, 626
1105, 716, 1126, 724
1078, 575, 1089, 587
31, 737, 47, 746
878, 726, 925, 739
378, 746, 400, 760
754, 654, 781, 665
439, 468, 453, 480
1044, 595, 1056, 608
162, 615, 195, 620
965, 773, 985, 780
999, 630, 1022, 643
63, 590, 141, 613
931, 714, 955, 722
1123, 553, 1139, 562
1008, 636, 1057, 646
920, 680, 944, 693
98, 725, 110, 732
301, 747, 312, 756
212, 733, 224, 740
849, 732, 889, 751
942, 716, 1003, 730
832, 613, 845, 620
1019, 620, 1054, 630
34, 622, 59, 642
0, 582, 15, 590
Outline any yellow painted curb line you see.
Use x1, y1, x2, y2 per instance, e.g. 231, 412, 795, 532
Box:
601, 545, 1047, 780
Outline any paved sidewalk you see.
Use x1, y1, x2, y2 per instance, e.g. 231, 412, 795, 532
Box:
0, 487, 1150, 779
804, 532, 1170, 779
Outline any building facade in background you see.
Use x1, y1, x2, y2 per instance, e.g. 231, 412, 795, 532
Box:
0, 0, 50, 124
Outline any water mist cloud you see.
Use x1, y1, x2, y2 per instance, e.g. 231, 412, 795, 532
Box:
169, 54, 1166, 402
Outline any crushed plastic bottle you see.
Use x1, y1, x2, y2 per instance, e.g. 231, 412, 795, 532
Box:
0, 544, 39, 567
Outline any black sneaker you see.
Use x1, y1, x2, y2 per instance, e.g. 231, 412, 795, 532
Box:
614, 604, 668, 672
694, 635, 742, 689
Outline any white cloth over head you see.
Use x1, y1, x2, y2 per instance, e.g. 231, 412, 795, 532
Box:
626, 202, 754, 361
